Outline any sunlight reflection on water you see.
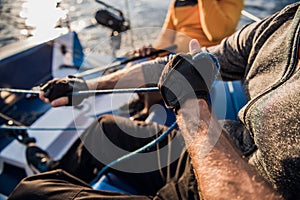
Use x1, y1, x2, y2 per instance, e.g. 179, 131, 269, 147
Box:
19, 0, 67, 36
0, 0, 298, 54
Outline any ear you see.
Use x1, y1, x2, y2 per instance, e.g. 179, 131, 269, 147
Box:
189, 39, 202, 56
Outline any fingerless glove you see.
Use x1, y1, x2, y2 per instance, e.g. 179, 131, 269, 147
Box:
40, 75, 89, 106
158, 52, 219, 110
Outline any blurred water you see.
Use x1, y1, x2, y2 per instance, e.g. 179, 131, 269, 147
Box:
0, 0, 298, 59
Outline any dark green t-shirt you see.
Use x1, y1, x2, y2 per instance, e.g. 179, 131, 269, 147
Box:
208, 3, 300, 198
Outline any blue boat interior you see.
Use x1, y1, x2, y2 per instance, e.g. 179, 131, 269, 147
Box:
0, 33, 247, 197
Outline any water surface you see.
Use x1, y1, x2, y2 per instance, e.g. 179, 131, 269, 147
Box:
0, 0, 298, 59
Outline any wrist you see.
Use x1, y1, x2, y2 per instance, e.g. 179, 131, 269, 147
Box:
86, 79, 98, 90
179, 98, 212, 136
174, 92, 211, 114
176, 98, 212, 147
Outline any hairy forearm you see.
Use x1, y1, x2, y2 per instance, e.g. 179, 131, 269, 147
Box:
97, 66, 144, 89
177, 98, 281, 199
86, 58, 167, 91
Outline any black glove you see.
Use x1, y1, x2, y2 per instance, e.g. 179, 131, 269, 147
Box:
40, 75, 89, 106
158, 52, 219, 110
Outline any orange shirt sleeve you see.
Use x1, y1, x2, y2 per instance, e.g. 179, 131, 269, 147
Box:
198, 0, 244, 42
153, 0, 176, 49
162, 0, 176, 31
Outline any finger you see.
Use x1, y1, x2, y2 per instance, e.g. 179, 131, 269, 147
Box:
39, 91, 50, 103
127, 49, 135, 56
39, 91, 45, 101
142, 46, 147, 57
51, 97, 69, 107
189, 39, 202, 56
146, 47, 151, 56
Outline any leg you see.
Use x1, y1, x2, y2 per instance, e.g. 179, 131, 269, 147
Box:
154, 153, 200, 200
8, 169, 151, 200
10, 115, 199, 199
59, 114, 193, 196
87, 115, 197, 197
130, 91, 163, 121
59, 114, 172, 183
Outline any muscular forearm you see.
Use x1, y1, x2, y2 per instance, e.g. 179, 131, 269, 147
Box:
177, 98, 282, 199
86, 65, 145, 90
86, 58, 167, 90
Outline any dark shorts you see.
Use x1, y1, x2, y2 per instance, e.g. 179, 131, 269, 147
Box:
8, 115, 200, 200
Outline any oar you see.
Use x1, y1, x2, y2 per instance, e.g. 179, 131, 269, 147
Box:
0, 87, 159, 95
74, 44, 177, 78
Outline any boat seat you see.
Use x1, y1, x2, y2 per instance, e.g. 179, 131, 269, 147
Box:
212, 80, 247, 120
91, 80, 247, 194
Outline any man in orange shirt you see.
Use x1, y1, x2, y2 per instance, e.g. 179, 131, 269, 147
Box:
130, 0, 244, 120
154, 0, 244, 52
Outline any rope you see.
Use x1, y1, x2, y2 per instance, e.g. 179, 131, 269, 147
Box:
0, 125, 86, 131
90, 121, 178, 188
0, 88, 40, 94
75, 87, 159, 95
0, 87, 159, 95
75, 44, 177, 78
242, 10, 261, 22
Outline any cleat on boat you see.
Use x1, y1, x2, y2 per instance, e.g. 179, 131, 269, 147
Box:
25, 145, 59, 174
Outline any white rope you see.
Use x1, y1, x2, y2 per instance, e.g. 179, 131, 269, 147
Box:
0, 125, 85, 131
0, 87, 159, 95
242, 10, 261, 22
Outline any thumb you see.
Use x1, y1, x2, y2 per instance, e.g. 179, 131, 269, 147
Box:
189, 39, 202, 56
